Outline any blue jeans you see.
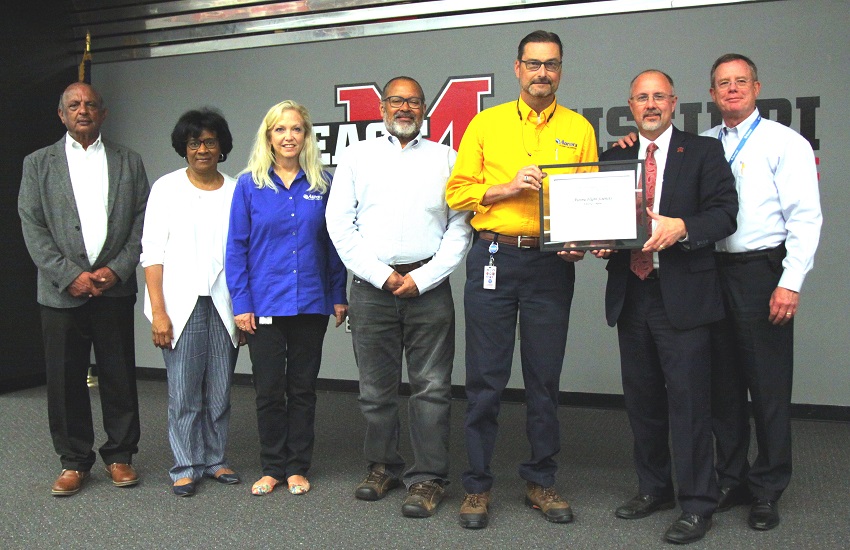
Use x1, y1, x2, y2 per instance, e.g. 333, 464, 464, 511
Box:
349, 276, 454, 488
162, 297, 238, 482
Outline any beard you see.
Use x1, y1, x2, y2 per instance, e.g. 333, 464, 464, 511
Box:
385, 112, 422, 141
524, 77, 557, 98
638, 110, 665, 133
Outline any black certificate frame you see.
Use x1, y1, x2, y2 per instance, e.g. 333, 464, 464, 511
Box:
538, 159, 648, 251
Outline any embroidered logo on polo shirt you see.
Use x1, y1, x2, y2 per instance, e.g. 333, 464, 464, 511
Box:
555, 138, 577, 148
303, 193, 323, 201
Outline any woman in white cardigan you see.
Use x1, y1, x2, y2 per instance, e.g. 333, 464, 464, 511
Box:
141, 108, 241, 497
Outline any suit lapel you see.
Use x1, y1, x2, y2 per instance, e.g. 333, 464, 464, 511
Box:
104, 141, 122, 218
51, 138, 85, 226
659, 127, 686, 214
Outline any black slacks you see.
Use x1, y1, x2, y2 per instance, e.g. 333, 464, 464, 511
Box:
711, 253, 793, 501
41, 295, 140, 470
246, 314, 328, 480
617, 276, 718, 517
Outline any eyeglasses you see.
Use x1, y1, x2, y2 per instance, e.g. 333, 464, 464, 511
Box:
519, 59, 562, 72
382, 96, 424, 109
629, 93, 676, 105
714, 77, 755, 90
187, 138, 219, 150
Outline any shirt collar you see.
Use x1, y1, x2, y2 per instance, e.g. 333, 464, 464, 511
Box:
639, 124, 673, 156
267, 166, 306, 187
517, 96, 557, 124
386, 132, 422, 149
65, 132, 103, 153
722, 109, 760, 135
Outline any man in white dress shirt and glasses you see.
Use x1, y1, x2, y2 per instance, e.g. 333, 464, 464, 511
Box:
705, 53, 822, 531
326, 76, 471, 518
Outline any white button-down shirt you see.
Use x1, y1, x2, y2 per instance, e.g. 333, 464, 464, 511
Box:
639, 125, 673, 269
65, 132, 109, 265
326, 133, 471, 294
704, 109, 822, 291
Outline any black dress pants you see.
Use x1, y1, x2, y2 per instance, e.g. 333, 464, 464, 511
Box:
41, 295, 140, 471
712, 253, 793, 501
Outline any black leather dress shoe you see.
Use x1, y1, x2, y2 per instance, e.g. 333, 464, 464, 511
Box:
615, 494, 675, 519
664, 512, 711, 544
748, 500, 779, 530
717, 484, 753, 512
173, 481, 196, 497
206, 471, 241, 485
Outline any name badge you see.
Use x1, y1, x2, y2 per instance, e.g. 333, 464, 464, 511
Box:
483, 265, 497, 290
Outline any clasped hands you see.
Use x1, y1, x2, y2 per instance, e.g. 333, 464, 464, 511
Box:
383, 271, 420, 298
67, 267, 119, 298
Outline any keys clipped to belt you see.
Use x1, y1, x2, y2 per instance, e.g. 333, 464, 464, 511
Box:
484, 240, 498, 290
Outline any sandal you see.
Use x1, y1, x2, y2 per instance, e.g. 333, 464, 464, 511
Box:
287, 475, 311, 495
251, 476, 278, 496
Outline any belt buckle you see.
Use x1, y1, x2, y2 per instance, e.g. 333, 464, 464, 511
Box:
517, 236, 523, 248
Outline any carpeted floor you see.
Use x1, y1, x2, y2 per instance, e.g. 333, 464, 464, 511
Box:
1, 380, 848, 549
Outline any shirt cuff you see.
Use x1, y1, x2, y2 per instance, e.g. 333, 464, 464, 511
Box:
778, 269, 804, 293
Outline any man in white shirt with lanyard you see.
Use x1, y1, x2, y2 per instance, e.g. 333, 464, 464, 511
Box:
704, 53, 822, 531
326, 76, 471, 519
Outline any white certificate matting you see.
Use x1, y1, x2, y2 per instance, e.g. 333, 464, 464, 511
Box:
548, 170, 637, 242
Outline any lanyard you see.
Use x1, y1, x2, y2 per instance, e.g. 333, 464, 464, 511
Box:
720, 115, 761, 165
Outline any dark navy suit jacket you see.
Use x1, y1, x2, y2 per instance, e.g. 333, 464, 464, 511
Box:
601, 126, 738, 330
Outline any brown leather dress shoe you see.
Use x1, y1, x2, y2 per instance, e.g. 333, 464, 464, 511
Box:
106, 463, 139, 487
52, 469, 89, 496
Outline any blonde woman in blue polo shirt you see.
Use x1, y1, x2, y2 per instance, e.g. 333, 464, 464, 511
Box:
226, 100, 348, 497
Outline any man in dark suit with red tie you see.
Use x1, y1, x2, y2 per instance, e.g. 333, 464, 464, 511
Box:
597, 70, 737, 544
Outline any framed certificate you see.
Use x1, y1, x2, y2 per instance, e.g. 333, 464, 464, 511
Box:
538, 159, 648, 251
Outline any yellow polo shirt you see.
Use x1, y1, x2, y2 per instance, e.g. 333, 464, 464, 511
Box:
446, 97, 598, 236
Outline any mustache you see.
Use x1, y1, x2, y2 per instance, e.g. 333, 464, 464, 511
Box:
393, 111, 415, 120
531, 78, 552, 85
643, 109, 662, 116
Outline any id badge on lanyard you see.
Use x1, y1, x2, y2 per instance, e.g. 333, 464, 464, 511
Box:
483, 241, 498, 290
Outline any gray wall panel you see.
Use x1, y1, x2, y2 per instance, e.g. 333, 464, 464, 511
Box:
95, 0, 848, 405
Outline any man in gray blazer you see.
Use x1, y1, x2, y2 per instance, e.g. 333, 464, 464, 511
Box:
18, 82, 149, 496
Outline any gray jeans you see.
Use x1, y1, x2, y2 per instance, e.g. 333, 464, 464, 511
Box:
349, 276, 454, 487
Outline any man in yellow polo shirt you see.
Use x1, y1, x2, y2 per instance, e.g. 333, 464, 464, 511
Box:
446, 29, 598, 529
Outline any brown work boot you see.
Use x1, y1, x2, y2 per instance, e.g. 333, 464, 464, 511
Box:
51, 469, 89, 496
354, 464, 400, 501
459, 491, 491, 529
525, 482, 573, 523
402, 480, 445, 518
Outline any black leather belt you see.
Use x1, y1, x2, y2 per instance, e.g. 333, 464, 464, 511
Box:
478, 230, 539, 249
391, 258, 431, 275
715, 244, 784, 266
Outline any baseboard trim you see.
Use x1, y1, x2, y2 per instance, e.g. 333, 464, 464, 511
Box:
0, 372, 47, 395
131, 367, 850, 422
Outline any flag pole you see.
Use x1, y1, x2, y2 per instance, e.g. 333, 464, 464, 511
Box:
78, 32, 92, 84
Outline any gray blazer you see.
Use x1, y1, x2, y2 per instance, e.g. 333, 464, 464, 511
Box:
18, 136, 150, 308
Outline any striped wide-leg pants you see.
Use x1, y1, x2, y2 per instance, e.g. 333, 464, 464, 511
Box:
163, 296, 238, 482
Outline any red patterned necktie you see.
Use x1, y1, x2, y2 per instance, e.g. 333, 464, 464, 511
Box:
630, 142, 658, 279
